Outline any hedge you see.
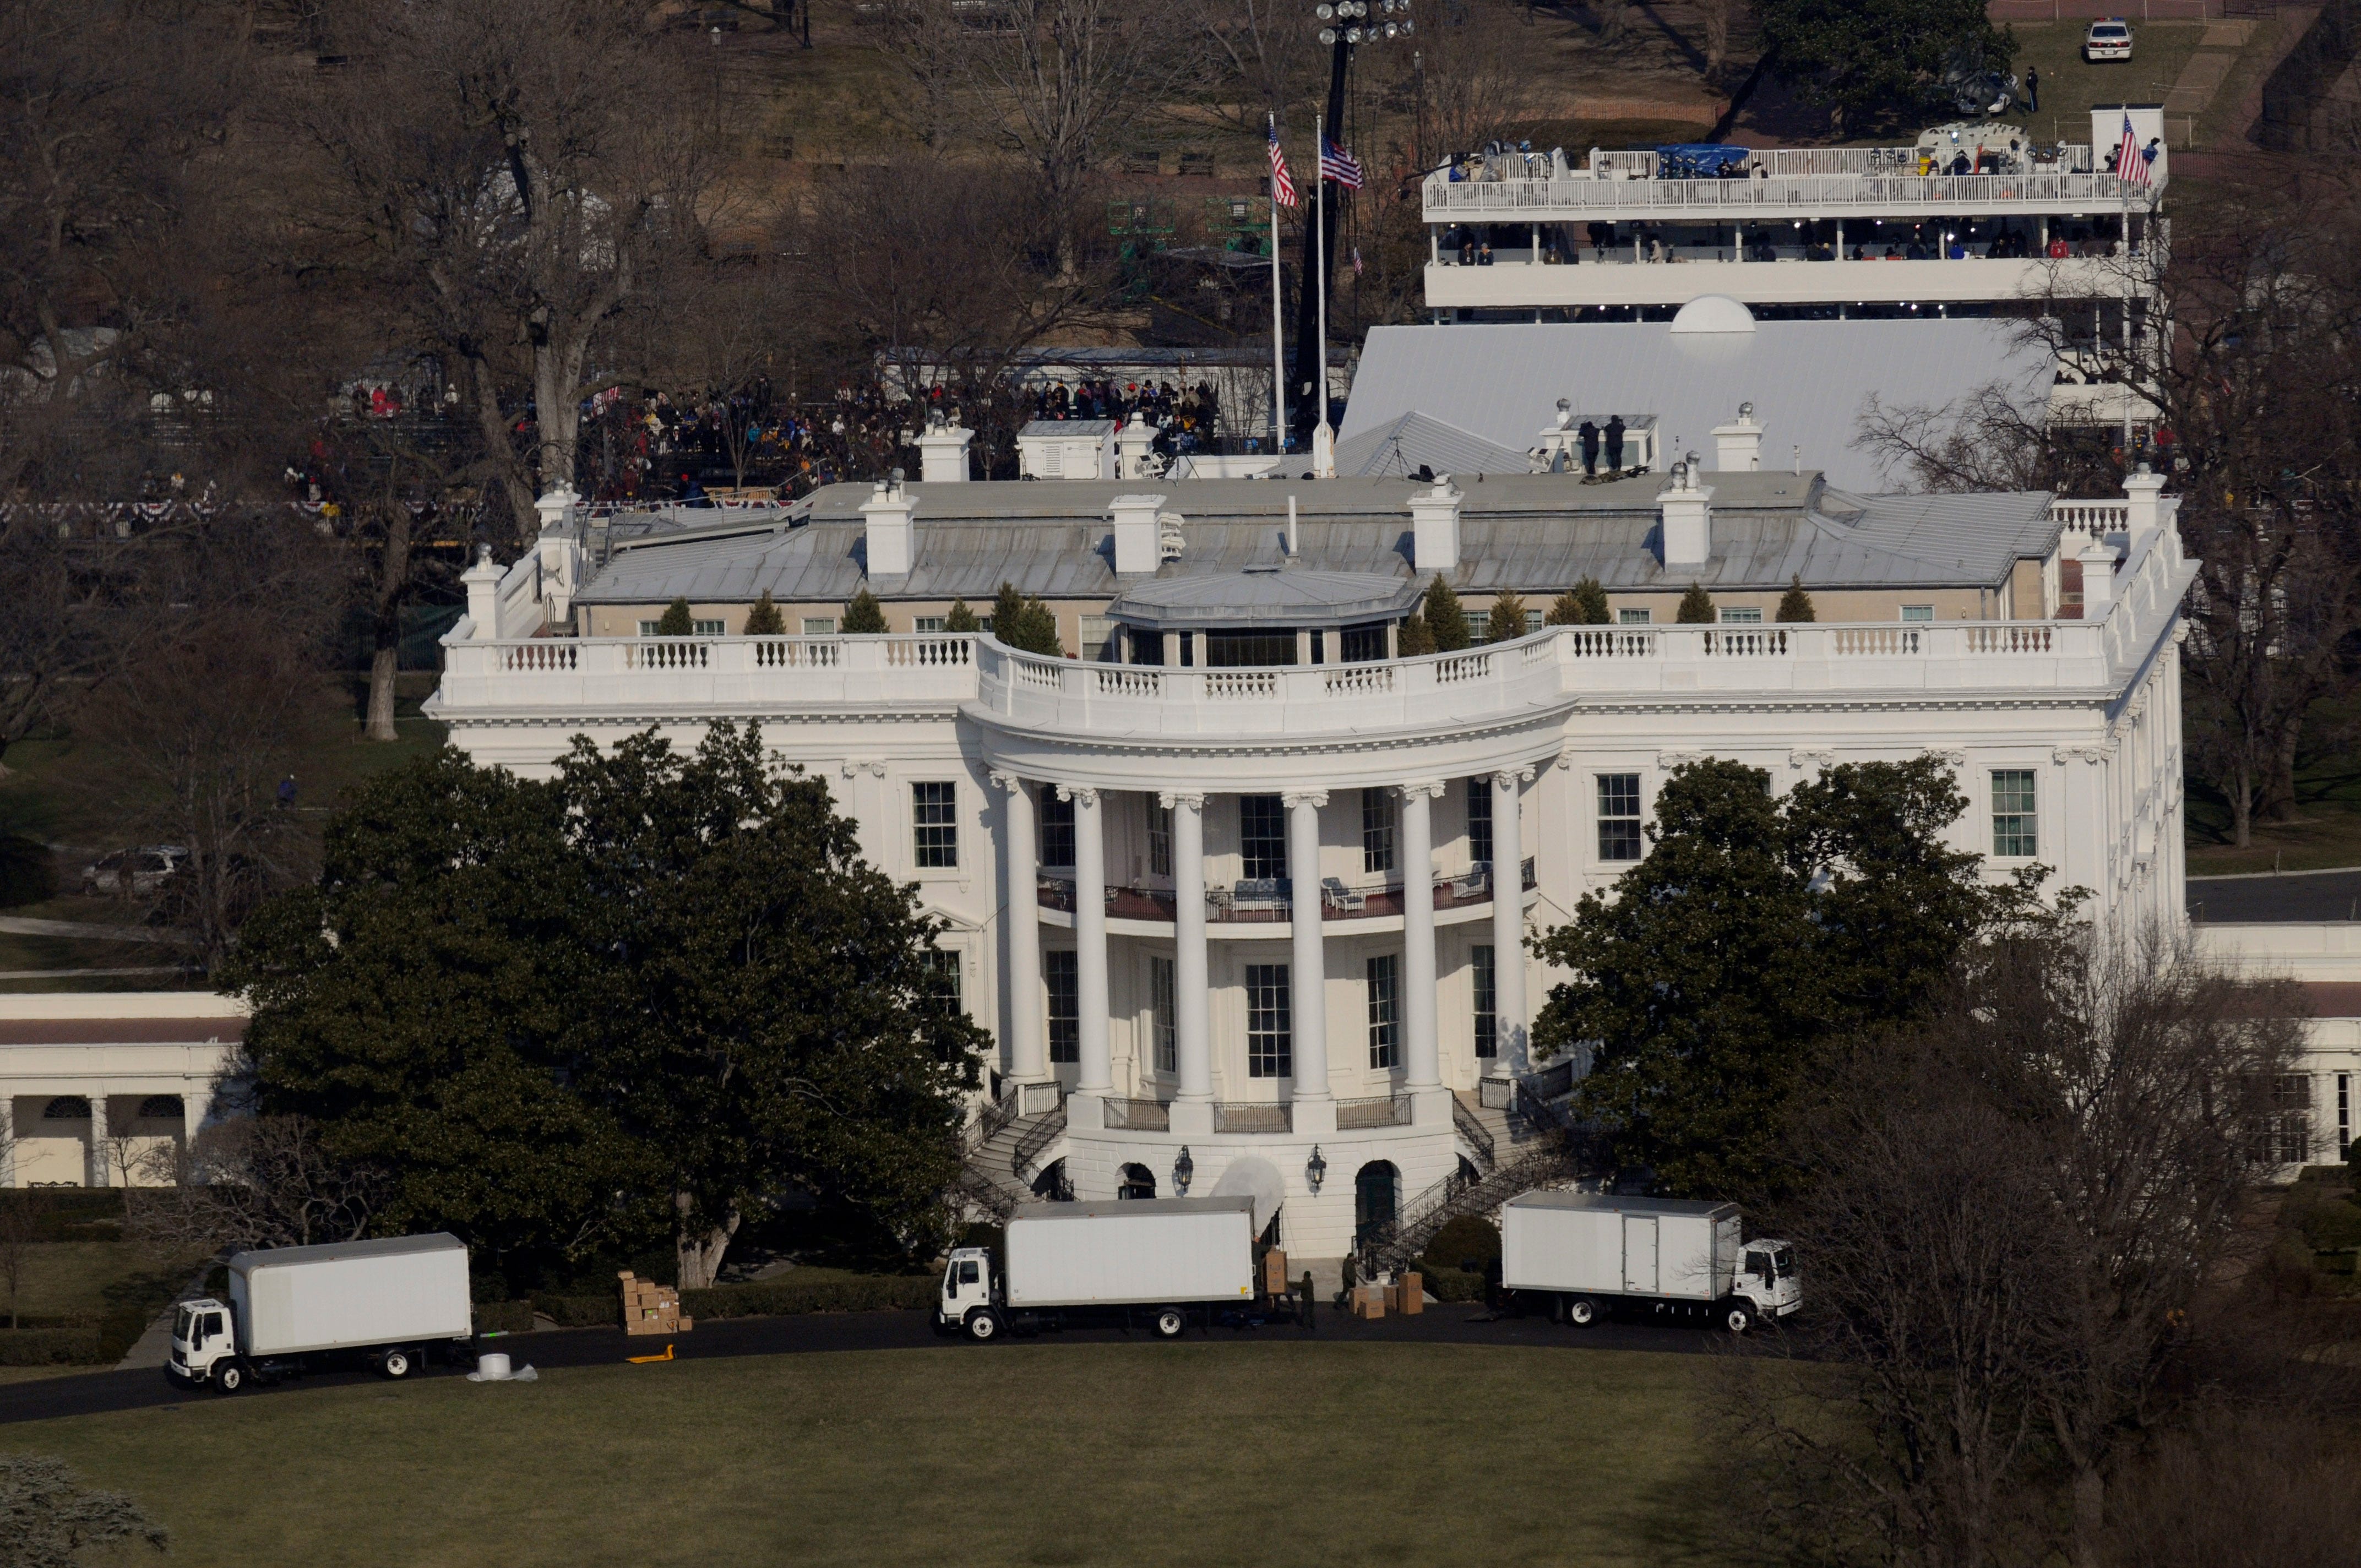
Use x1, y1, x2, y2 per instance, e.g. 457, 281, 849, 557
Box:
0, 1326, 105, 1366
473, 1300, 536, 1336
1422, 1268, 1489, 1304
531, 1273, 934, 1328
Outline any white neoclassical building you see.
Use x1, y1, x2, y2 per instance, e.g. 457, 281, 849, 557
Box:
0, 993, 243, 1187
422, 402, 2195, 1260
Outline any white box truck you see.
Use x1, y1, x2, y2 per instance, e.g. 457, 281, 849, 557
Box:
938, 1196, 1259, 1341
166, 1233, 476, 1393
1500, 1193, 1799, 1333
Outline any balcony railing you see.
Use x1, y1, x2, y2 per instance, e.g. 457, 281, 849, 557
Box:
1337, 1093, 1416, 1130
1423, 168, 2159, 220
1102, 1097, 1171, 1131
1037, 864, 1536, 924
1213, 1101, 1292, 1134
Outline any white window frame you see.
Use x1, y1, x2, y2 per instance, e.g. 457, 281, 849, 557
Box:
1618, 607, 1652, 625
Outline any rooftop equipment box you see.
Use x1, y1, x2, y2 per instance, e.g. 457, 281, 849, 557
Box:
1003, 1197, 1256, 1309
1499, 1193, 1740, 1304
227, 1233, 473, 1358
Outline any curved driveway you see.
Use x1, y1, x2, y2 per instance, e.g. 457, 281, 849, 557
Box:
0, 1301, 1757, 1428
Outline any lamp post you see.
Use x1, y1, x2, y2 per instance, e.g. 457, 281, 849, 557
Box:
1306, 1145, 1328, 1195
1173, 1145, 1195, 1195
1289, 0, 1411, 448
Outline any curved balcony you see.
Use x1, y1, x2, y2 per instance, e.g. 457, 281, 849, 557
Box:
1422, 167, 2161, 223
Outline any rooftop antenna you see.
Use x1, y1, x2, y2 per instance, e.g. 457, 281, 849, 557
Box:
1792, 444, 1802, 475
1286, 493, 1299, 556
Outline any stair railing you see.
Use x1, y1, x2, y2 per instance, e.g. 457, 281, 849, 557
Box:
1451, 1095, 1497, 1170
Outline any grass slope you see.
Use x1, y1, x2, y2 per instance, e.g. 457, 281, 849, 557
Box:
6, 1343, 1728, 1567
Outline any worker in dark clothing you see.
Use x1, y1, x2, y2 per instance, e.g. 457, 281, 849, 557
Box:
1579, 419, 1601, 476
1300, 1271, 1316, 1331
2025, 66, 2039, 112
1604, 415, 1627, 473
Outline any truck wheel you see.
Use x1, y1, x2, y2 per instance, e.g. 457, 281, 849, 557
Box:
212, 1359, 246, 1395
1723, 1301, 1755, 1335
964, 1309, 999, 1342
1565, 1297, 1598, 1327
1152, 1307, 1187, 1340
380, 1348, 414, 1379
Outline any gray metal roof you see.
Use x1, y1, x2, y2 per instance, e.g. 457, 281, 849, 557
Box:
1332, 410, 1536, 479
573, 471, 2058, 607
1108, 569, 1423, 628
1010, 1196, 1258, 1221
1337, 318, 2056, 492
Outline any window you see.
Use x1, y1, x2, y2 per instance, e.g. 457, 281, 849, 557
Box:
1464, 611, 1488, 645
2254, 1074, 2314, 1165
912, 782, 958, 868
1598, 774, 1643, 861
802, 617, 837, 636
638, 620, 662, 636
1079, 614, 1117, 662
1206, 630, 1296, 666
1524, 608, 1546, 635
693, 618, 726, 638
1361, 788, 1397, 874
137, 1095, 183, 1120
1466, 777, 1493, 867
1040, 791, 1076, 868
1147, 802, 1172, 879
1239, 795, 1286, 880
921, 948, 963, 1015
1245, 964, 1292, 1077
1473, 945, 1498, 1059
1367, 954, 1401, 1070
41, 1096, 90, 1121
1900, 604, 1935, 623
1992, 770, 2038, 857
1340, 622, 1388, 662
1151, 957, 1177, 1074
913, 616, 948, 634
1046, 950, 1079, 1064
2340, 1072, 2351, 1156
1718, 606, 1762, 624
1618, 607, 1652, 625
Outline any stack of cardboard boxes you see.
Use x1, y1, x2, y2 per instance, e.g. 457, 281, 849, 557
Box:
619, 1271, 694, 1336
1347, 1273, 1425, 1321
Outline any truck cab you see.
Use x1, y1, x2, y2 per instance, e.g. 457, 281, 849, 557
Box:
939, 1246, 1000, 1339
167, 1298, 238, 1388
1735, 1239, 1802, 1325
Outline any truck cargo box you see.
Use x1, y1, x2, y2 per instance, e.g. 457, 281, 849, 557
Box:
227, 1233, 474, 1358
1004, 1197, 1256, 1309
1500, 1193, 1740, 1303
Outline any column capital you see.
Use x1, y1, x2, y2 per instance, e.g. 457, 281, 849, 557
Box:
1490, 767, 1535, 790
1281, 789, 1329, 809
2053, 745, 2107, 764
1788, 749, 1834, 770
988, 770, 1029, 794
1056, 784, 1100, 807
1397, 780, 1446, 802
1157, 790, 1205, 811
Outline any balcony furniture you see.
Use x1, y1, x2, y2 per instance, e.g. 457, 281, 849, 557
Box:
1321, 876, 1367, 914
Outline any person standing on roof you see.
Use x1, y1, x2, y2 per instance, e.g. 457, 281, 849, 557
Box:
2025, 66, 2039, 112
1579, 419, 1601, 477
1604, 415, 1626, 473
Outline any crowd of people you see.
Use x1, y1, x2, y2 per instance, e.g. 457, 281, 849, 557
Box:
1024, 375, 1221, 434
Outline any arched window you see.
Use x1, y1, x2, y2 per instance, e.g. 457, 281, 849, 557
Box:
138, 1095, 184, 1120
1354, 1161, 1401, 1251
41, 1096, 91, 1121
1117, 1163, 1157, 1201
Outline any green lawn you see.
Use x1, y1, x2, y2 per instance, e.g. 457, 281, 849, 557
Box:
2008, 21, 2206, 146
4, 1242, 206, 1326
4, 1343, 1733, 1566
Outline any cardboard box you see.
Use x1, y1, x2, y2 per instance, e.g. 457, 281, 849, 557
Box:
1396, 1272, 1424, 1316
1350, 1286, 1385, 1321
1261, 1248, 1290, 1297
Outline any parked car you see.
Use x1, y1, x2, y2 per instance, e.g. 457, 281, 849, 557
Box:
80, 845, 186, 896
2083, 19, 2133, 61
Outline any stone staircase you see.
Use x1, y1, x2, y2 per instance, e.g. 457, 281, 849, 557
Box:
956, 1085, 1070, 1219
1363, 1072, 1593, 1276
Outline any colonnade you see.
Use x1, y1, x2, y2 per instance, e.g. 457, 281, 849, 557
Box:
988, 770, 1531, 1134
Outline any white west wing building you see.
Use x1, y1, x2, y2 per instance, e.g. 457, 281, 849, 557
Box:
421, 412, 2192, 1259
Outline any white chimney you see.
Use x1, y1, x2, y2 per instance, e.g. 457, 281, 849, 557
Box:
1711, 402, 1763, 472
1116, 418, 1160, 480
462, 544, 504, 640
2121, 465, 2168, 552
2076, 534, 2118, 620
1111, 492, 1168, 575
917, 423, 974, 483
1409, 480, 1462, 571
862, 473, 916, 578
1659, 463, 1715, 568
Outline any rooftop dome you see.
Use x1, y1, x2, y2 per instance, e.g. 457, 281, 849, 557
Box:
1668, 295, 1758, 335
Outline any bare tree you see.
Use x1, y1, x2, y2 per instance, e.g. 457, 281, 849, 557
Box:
1192, 0, 1320, 136
960, 0, 1199, 276
878, 0, 970, 151
129, 1114, 384, 1256
0, 1182, 37, 1330
1411, 1, 1527, 160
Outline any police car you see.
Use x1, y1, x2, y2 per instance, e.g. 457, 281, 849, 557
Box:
2083, 19, 2133, 61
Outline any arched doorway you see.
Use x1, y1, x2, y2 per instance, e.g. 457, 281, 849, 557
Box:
1117, 1163, 1157, 1200
1355, 1161, 1400, 1251
1031, 1158, 1074, 1201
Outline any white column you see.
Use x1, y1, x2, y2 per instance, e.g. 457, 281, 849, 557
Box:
992, 772, 1047, 1083
1400, 782, 1444, 1091
1164, 792, 1212, 1133
1069, 786, 1113, 1100
1489, 769, 1532, 1079
87, 1090, 110, 1187
1285, 792, 1334, 1131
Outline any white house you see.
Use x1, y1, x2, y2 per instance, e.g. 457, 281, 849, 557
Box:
425, 415, 2193, 1260
0, 993, 243, 1187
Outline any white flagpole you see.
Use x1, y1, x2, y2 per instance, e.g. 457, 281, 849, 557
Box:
1314, 111, 1334, 478
1270, 117, 1286, 455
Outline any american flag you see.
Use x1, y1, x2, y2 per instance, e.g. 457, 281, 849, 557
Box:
1320, 133, 1365, 190
1267, 116, 1297, 207
1351, 246, 1364, 276
2112, 112, 2150, 184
